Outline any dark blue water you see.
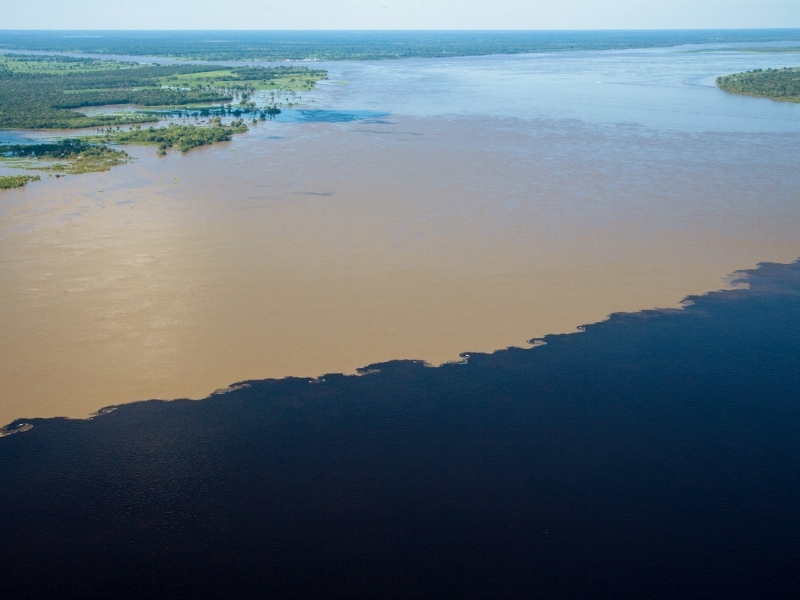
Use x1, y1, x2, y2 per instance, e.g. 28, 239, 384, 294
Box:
2, 260, 799, 598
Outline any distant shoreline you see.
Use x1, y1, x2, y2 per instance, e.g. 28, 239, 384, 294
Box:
2, 29, 800, 62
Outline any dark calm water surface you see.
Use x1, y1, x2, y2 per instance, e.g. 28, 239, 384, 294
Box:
2, 260, 799, 598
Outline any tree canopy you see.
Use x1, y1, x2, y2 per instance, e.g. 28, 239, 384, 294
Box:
0, 55, 325, 129
717, 67, 800, 102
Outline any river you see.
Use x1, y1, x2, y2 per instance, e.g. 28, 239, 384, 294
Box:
1, 42, 799, 424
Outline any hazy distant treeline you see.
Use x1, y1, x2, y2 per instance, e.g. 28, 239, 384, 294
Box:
2, 30, 800, 61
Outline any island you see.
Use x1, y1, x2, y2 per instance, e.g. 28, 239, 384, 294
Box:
717, 66, 800, 102
98, 120, 249, 155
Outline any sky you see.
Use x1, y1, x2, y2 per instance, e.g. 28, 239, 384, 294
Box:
2, 0, 800, 30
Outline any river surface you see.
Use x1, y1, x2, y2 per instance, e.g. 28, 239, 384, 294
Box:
2, 44, 800, 424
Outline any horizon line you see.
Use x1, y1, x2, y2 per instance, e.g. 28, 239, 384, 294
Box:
2, 28, 800, 32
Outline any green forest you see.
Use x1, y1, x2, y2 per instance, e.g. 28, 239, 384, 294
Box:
0, 55, 325, 129
717, 67, 800, 102
0, 54, 324, 181
1, 30, 798, 61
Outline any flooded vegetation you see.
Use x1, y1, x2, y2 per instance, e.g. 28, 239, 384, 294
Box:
0, 54, 324, 179
0, 54, 326, 129
0, 139, 130, 173
0, 174, 39, 188
98, 121, 249, 154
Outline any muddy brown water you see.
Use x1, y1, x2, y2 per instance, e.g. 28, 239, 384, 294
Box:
2, 47, 800, 425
